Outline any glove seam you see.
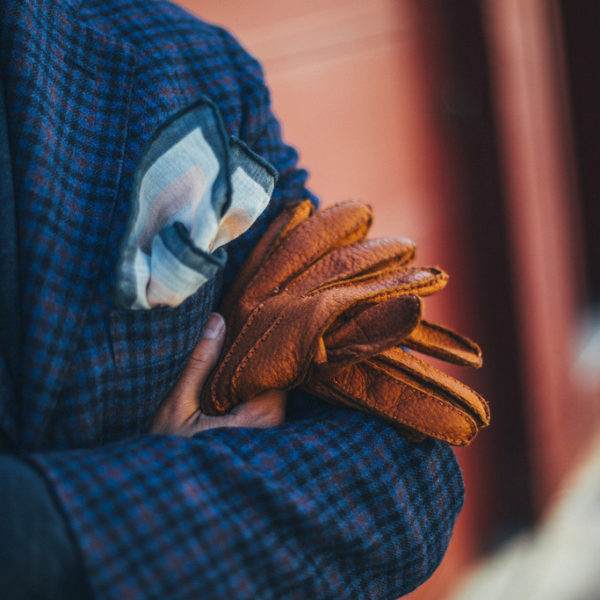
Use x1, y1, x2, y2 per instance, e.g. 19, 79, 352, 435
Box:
252, 202, 372, 294
375, 350, 489, 423
328, 369, 476, 445
207, 301, 268, 412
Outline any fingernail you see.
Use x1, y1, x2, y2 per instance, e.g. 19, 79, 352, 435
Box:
202, 313, 225, 339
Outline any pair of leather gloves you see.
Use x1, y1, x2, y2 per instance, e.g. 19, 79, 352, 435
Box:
200, 200, 489, 446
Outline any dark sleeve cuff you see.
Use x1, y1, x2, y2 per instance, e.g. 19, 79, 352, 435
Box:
0, 454, 90, 599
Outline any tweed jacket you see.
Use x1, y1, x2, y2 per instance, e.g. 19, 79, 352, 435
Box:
0, 0, 464, 598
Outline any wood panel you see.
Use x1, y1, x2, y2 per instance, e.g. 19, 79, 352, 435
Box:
482, 0, 599, 507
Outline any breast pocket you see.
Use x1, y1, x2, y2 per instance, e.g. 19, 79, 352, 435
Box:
109, 272, 223, 373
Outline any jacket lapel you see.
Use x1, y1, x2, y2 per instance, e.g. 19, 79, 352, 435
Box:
2, 0, 137, 448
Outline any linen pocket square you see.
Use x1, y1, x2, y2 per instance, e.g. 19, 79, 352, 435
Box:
116, 98, 277, 309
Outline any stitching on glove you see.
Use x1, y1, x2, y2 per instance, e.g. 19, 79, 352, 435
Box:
252, 204, 372, 293
209, 301, 268, 412
304, 267, 447, 296
287, 238, 411, 293
231, 310, 287, 400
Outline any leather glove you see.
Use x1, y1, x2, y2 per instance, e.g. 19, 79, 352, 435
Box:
200, 200, 436, 410
200, 199, 489, 445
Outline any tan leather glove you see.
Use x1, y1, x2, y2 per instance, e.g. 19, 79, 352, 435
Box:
201, 200, 436, 412
200, 200, 489, 445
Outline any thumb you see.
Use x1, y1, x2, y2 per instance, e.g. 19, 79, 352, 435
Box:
170, 312, 226, 410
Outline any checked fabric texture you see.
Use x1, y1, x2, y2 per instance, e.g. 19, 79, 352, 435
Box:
0, 0, 464, 598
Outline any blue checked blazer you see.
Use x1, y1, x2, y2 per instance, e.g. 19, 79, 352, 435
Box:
0, 0, 464, 598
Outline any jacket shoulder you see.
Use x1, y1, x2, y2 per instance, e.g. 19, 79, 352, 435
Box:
79, 0, 258, 73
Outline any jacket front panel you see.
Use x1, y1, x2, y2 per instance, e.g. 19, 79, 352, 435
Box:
1, 0, 309, 449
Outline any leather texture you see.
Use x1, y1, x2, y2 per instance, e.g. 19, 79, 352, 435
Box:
201, 199, 490, 445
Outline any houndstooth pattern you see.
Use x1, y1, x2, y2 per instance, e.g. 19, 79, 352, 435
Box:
0, 0, 464, 598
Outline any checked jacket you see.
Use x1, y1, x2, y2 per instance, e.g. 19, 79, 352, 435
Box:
0, 0, 464, 598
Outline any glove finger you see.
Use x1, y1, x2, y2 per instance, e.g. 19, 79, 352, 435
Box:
311, 265, 449, 298
304, 364, 480, 446
286, 237, 416, 295
403, 320, 483, 368
320, 295, 422, 368
220, 200, 314, 319
248, 200, 373, 299
374, 347, 490, 426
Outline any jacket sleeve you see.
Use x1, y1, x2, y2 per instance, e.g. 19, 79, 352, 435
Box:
29, 392, 463, 600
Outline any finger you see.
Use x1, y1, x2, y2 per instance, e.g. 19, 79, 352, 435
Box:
229, 390, 287, 428
169, 312, 226, 413
183, 409, 240, 435
188, 391, 287, 436
151, 313, 226, 434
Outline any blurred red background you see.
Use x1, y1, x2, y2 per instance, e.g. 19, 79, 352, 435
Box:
175, 1, 600, 597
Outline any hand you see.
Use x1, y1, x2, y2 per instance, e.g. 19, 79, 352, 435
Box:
150, 313, 286, 436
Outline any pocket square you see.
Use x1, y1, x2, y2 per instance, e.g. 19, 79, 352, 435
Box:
116, 98, 277, 309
